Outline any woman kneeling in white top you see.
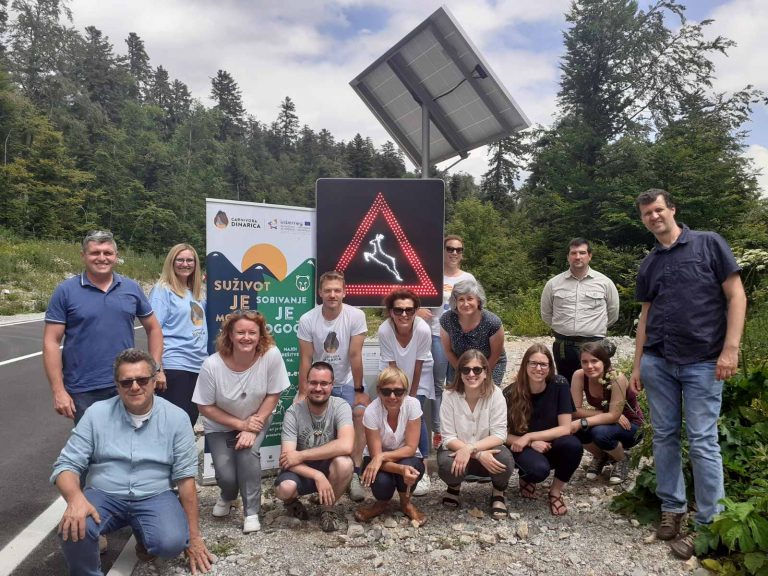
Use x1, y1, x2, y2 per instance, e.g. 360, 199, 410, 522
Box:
354, 367, 426, 526
437, 349, 513, 520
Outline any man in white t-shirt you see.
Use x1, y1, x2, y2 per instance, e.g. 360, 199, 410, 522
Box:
296, 270, 368, 501
417, 235, 474, 450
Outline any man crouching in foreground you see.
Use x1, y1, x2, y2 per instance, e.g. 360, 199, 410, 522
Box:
275, 361, 354, 532
51, 348, 212, 575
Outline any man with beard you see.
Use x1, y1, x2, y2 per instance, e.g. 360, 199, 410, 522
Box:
275, 361, 354, 532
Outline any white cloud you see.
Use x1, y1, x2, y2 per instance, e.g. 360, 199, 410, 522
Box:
745, 144, 768, 197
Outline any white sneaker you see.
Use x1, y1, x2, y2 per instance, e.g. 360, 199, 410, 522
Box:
212, 497, 234, 517
243, 515, 261, 533
412, 473, 431, 496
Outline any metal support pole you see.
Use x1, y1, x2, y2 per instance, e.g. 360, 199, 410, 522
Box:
421, 105, 430, 179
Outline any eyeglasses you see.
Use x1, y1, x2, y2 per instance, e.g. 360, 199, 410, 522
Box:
445, 246, 464, 254
528, 361, 550, 369
117, 376, 155, 389
174, 258, 196, 264
379, 388, 406, 397
308, 380, 333, 388
460, 366, 485, 376
391, 306, 416, 316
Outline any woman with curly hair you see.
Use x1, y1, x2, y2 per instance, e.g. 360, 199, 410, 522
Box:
505, 344, 582, 516
570, 341, 644, 484
192, 310, 290, 533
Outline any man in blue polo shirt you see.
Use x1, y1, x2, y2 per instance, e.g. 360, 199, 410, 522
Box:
43, 230, 164, 423
629, 189, 747, 559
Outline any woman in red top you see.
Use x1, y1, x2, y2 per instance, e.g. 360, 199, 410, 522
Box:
570, 341, 644, 485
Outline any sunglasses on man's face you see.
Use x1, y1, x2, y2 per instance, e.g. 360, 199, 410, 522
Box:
117, 376, 155, 389
460, 366, 485, 376
445, 246, 464, 254
379, 387, 406, 397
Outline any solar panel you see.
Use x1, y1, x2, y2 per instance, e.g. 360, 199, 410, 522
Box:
350, 6, 531, 169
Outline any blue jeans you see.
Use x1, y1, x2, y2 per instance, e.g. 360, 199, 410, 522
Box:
61, 488, 189, 576
430, 335, 448, 432
72, 387, 117, 424
577, 422, 643, 451
362, 456, 424, 500
640, 354, 724, 524
416, 395, 430, 457
331, 377, 355, 407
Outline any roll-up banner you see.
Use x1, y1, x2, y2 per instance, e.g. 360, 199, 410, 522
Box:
205, 199, 316, 475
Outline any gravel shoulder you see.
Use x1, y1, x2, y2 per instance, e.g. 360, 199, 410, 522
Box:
134, 336, 700, 576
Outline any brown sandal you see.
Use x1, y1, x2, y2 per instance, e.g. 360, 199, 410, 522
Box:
519, 479, 536, 500
548, 492, 567, 516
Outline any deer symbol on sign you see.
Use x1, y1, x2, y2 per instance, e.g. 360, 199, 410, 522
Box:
363, 233, 403, 282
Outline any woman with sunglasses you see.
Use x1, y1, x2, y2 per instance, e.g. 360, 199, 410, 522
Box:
192, 310, 290, 533
438, 350, 513, 519
149, 243, 207, 426
570, 341, 643, 484
377, 289, 434, 496
354, 367, 426, 526
440, 278, 507, 387
504, 344, 583, 516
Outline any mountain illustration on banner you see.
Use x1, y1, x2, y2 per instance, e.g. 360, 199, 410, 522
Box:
335, 192, 438, 298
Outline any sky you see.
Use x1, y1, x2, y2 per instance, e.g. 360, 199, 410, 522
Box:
65, 0, 767, 194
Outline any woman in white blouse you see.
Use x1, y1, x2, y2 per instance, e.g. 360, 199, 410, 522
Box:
192, 310, 290, 534
354, 367, 426, 526
437, 349, 513, 519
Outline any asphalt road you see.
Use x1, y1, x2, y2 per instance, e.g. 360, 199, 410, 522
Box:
0, 319, 147, 575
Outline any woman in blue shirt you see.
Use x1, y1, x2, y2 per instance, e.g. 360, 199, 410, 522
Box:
149, 243, 208, 426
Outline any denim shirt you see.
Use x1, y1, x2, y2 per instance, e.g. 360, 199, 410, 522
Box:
51, 396, 197, 500
636, 225, 740, 364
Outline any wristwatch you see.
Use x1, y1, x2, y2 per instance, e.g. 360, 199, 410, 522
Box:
354, 386, 365, 393
580, 418, 589, 432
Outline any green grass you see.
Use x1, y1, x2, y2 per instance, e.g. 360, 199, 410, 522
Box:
0, 229, 164, 315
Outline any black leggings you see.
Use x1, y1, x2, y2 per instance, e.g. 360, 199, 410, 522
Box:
158, 369, 199, 427
513, 435, 583, 484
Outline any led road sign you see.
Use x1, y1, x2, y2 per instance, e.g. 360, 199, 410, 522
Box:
316, 179, 444, 307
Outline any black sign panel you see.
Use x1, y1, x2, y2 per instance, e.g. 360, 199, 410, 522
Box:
316, 179, 444, 307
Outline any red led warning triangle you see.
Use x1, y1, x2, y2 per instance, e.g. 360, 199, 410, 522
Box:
335, 192, 438, 297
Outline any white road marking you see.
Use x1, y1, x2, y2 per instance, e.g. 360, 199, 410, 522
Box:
105, 535, 138, 576
0, 318, 44, 327
0, 325, 141, 367
0, 496, 66, 575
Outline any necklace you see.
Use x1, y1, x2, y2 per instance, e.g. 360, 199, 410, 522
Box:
310, 407, 329, 438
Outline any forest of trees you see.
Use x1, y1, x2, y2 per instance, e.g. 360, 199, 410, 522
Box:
1, 0, 766, 329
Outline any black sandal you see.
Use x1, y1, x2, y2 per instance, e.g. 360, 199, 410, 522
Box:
442, 486, 461, 509
285, 498, 309, 520
490, 494, 508, 520
519, 479, 536, 500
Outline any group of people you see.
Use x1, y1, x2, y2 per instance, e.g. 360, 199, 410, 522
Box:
45, 187, 746, 574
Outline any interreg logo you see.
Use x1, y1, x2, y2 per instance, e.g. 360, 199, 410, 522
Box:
268, 219, 278, 230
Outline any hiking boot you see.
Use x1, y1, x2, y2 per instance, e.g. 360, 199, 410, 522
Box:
319, 508, 341, 532
657, 511, 686, 541
669, 532, 697, 560
348, 473, 366, 502
585, 452, 610, 480
609, 457, 630, 485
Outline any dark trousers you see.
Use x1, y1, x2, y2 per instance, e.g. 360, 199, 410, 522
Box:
362, 456, 424, 500
437, 445, 515, 491
158, 369, 199, 427
513, 435, 583, 484
577, 422, 643, 451
552, 336, 602, 383
72, 387, 118, 424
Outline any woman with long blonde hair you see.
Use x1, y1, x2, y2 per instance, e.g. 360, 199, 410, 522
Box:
149, 243, 207, 425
